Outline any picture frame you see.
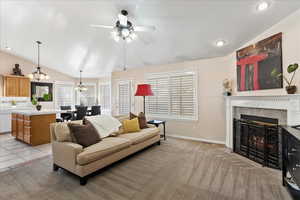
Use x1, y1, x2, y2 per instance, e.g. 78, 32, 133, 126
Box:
31, 82, 53, 102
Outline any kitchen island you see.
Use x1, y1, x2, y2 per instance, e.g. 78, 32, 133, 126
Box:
12, 110, 59, 146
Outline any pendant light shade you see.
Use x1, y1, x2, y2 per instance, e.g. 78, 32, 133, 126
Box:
28, 41, 49, 81
75, 70, 88, 92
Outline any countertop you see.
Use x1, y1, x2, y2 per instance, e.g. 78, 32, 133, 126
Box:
0, 107, 33, 114
282, 126, 300, 141
11, 110, 62, 116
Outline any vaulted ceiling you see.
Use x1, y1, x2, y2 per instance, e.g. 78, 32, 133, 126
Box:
1, 0, 300, 77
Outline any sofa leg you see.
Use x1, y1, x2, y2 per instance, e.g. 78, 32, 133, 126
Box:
53, 164, 59, 171
80, 177, 88, 186
157, 141, 161, 145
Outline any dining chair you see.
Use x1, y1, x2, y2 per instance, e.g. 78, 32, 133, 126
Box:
61, 106, 72, 110
60, 106, 73, 121
76, 106, 88, 120
90, 105, 101, 116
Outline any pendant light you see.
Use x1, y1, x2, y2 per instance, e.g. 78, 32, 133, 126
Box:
28, 41, 49, 81
75, 70, 88, 92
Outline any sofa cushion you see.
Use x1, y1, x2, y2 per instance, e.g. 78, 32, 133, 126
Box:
54, 120, 82, 142
76, 137, 131, 165
118, 128, 159, 145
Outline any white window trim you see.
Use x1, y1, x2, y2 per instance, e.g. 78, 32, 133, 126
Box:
99, 82, 111, 114
146, 70, 198, 121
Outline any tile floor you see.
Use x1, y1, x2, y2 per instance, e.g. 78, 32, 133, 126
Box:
0, 133, 51, 172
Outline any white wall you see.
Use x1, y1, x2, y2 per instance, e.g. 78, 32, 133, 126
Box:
0, 50, 75, 109
110, 9, 300, 143
228, 9, 300, 96
112, 57, 231, 143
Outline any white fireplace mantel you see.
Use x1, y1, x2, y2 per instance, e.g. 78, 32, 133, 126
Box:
225, 95, 300, 148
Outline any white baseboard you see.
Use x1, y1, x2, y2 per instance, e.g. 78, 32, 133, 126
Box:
168, 135, 225, 145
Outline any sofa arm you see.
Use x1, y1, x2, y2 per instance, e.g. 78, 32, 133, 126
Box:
52, 141, 83, 172
147, 124, 157, 128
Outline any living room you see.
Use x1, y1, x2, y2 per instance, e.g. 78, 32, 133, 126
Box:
0, 0, 300, 199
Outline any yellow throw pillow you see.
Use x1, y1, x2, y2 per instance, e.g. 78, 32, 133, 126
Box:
123, 118, 141, 133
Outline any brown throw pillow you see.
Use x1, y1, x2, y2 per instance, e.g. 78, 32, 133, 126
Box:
68, 120, 101, 148
130, 112, 148, 129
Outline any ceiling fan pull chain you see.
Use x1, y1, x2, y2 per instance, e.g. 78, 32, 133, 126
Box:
123, 40, 127, 71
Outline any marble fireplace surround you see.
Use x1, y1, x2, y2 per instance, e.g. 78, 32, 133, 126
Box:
225, 95, 300, 149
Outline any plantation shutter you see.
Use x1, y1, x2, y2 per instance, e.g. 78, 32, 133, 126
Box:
55, 83, 74, 109
146, 72, 197, 120
170, 74, 195, 118
118, 81, 131, 115
147, 77, 170, 115
99, 84, 111, 112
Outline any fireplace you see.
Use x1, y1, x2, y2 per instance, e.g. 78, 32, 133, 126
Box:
233, 114, 281, 169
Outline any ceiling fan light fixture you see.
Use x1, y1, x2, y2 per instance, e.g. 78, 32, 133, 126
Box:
122, 29, 130, 37
91, 10, 154, 44
114, 35, 120, 42
118, 13, 127, 26
111, 30, 118, 37
125, 37, 132, 43
130, 32, 137, 40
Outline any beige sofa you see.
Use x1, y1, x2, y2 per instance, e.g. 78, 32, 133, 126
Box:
50, 116, 161, 185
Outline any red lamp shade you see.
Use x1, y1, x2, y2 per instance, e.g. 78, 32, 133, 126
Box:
135, 84, 153, 96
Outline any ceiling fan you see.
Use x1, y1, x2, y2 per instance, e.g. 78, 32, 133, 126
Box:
90, 10, 156, 43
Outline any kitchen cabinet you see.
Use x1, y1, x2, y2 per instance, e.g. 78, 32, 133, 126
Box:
12, 112, 56, 146
4, 75, 30, 97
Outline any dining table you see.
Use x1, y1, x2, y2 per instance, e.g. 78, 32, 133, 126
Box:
59, 108, 93, 121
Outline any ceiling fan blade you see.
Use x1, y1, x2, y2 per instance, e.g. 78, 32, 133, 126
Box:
90, 24, 114, 29
118, 13, 128, 26
134, 26, 156, 32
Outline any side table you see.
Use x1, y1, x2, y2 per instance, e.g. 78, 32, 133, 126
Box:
147, 120, 166, 140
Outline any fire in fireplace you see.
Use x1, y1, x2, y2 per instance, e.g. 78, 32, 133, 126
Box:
233, 115, 281, 169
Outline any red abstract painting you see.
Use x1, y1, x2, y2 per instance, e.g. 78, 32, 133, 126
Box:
236, 33, 283, 91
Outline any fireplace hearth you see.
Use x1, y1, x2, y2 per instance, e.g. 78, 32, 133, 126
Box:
233, 115, 281, 169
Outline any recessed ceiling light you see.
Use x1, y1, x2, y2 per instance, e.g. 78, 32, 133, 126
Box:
257, 1, 269, 11
216, 40, 226, 47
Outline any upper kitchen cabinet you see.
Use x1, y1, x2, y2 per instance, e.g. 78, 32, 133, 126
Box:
4, 76, 30, 97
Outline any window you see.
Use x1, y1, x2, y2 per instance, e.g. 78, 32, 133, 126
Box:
76, 84, 97, 106
146, 71, 197, 120
118, 81, 131, 115
55, 82, 75, 109
99, 83, 111, 114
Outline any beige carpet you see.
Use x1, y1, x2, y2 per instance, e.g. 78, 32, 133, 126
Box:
0, 138, 291, 200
